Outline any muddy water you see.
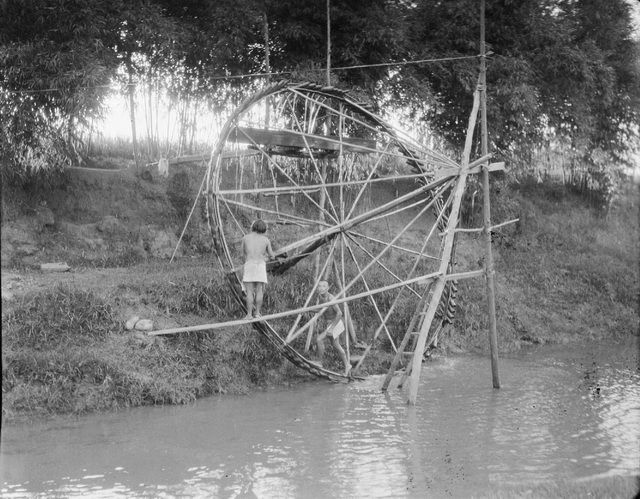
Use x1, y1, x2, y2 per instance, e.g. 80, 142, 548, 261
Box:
1, 341, 638, 498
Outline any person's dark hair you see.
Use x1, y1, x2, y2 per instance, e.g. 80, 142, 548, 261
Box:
251, 219, 267, 233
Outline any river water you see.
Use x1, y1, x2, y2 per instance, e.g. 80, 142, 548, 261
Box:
1, 340, 639, 498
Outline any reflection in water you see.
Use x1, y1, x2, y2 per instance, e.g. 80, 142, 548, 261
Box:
1, 341, 638, 498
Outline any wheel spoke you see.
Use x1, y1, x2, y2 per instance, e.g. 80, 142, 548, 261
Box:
344, 233, 421, 299
234, 127, 338, 225
353, 195, 431, 227
342, 234, 397, 351
343, 141, 393, 222
215, 172, 431, 196
219, 196, 331, 230
348, 230, 438, 261
289, 109, 340, 223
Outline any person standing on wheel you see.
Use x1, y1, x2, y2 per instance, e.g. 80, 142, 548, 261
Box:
315, 280, 351, 377
241, 220, 275, 320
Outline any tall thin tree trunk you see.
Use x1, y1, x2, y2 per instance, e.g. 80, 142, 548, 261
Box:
126, 59, 141, 173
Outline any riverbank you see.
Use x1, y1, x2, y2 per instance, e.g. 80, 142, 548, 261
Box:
2, 168, 638, 423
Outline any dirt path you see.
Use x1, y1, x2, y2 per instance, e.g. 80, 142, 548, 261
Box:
2, 267, 134, 300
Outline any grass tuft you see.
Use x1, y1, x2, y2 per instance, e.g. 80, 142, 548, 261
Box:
2, 285, 117, 349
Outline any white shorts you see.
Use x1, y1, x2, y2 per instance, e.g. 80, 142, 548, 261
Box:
243, 261, 267, 283
326, 320, 345, 339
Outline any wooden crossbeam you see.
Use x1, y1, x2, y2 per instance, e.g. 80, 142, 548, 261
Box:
449, 218, 520, 235
148, 271, 440, 337
445, 269, 485, 281
404, 88, 482, 405
229, 126, 377, 154
434, 160, 505, 180
166, 149, 260, 166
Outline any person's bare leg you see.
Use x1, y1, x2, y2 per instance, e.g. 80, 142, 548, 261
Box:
254, 282, 264, 317
346, 313, 365, 348
316, 336, 325, 367
332, 336, 351, 376
244, 282, 255, 319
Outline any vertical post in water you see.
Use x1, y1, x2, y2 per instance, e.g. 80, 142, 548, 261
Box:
480, 0, 500, 388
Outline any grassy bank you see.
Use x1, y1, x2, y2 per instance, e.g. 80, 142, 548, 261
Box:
1, 260, 401, 423
1, 264, 309, 422
2, 179, 638, 422
447, 178, 639, 352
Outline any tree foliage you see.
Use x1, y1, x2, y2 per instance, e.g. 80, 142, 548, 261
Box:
399, 0, 639, 163
1, 0, 638, 184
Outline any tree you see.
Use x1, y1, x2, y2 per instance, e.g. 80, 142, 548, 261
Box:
265, 0, 409, 95
2, 0, 638, 184
396, 0, 640, 166
1, 0, 123, 182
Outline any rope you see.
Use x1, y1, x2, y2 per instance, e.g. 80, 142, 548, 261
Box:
6, 55, 481, 94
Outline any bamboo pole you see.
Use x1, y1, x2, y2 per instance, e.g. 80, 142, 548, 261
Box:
326, 0, 331, 86
433, 153, 493, 178
353, 183, 454, 372
406, 88, 481, 405
450, 218, 519, 234
289, 108, 340, 222
344, 142, 393, 221
355, 194, 430, 227
349, 228, 439, 260
480, 0, 501, 388
381, 281, 433, 391
170, 172, 207, 263
215, 171, 432, 196
345, 233, 421, 299
337, 112, 350, 359
444, 269, 485, 281
341, 237, 397, 351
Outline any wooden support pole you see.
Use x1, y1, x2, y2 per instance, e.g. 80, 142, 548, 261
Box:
433, 159, 504, 179
449, 217, 518, 234
381, 282, 433, 391
326, 0, 331, 86
406, 89, 481, 405
480, 0, 501, 389
216, 171, 433, 196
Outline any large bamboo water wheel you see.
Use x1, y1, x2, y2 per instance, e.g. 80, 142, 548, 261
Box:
205, 81, 461, 382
